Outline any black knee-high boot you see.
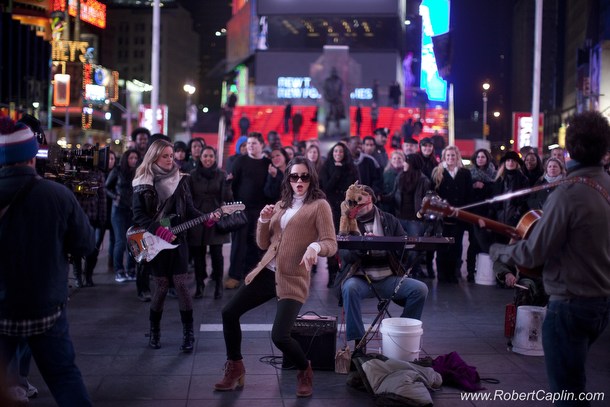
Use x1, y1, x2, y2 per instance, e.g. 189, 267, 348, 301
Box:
149, 309, 162, 349
180, 310, 194, 353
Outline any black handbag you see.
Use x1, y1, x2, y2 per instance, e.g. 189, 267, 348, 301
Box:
215, 210, 248, 234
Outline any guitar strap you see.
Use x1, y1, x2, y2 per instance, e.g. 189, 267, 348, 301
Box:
153, 192, 177, 224
571, 176, 610, 206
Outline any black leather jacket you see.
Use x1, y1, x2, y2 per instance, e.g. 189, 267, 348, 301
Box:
105, 166, 135, 209
132, 176, 203, 242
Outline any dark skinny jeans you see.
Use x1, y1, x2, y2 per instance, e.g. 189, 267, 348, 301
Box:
221, 268, 308, 370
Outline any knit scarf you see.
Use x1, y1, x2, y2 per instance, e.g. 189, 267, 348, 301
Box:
356, 206, 390, 279
153, 163, 181, 203
470, 164, 496, 183
544, 174, 564, 183
356, 206, 383, 237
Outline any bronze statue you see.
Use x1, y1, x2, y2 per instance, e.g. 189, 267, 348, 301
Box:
323, 67, 345, 134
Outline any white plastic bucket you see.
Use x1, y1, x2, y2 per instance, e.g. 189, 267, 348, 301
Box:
475, 253, 495, 286
512, 305, 546, 356
380, 318, 423, 361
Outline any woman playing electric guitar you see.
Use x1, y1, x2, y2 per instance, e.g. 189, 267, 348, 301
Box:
132, 139, 220, 352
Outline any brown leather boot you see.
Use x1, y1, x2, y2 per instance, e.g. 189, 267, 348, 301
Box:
214, 360, 245, 391
296, 361, 313, 397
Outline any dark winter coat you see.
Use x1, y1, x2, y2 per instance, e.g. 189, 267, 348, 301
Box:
105, 166, 135, 210
187, 164, 233, 246
132, 175, 203, 245
0, 166, 94, 320
319, 160, 359, 231
491, 169, 530, 227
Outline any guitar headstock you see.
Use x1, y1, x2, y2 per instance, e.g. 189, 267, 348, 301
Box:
220, 202, 246, 216
420, 192, 454, 219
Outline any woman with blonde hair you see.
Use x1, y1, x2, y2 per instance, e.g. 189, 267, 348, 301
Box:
380, 150, 405, 213
132, 139, 220, 351
431, 146, 473, 282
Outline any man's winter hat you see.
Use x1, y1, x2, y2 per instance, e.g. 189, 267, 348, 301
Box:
0, 117, 39, 166
404, 136, 418, 145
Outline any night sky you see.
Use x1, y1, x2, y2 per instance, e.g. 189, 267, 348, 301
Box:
179, 0, 516, 139
450, 0, 514, 139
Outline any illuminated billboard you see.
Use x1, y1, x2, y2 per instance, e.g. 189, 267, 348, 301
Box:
51, 0, 107, 29
512, 112, 544, 153
420, 0, 449, 103
258, 0, 401, 16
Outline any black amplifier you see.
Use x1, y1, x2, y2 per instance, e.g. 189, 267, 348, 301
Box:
282, 313, 337, 371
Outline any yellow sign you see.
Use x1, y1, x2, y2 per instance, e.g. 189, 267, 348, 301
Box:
483, 123, 490, 137
51, 40, 89, 63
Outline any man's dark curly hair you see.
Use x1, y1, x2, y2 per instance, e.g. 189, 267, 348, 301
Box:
566, 111, 610, 165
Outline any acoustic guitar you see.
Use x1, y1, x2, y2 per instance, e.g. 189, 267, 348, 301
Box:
420, 194, 543, 278
127, 202, 245, 264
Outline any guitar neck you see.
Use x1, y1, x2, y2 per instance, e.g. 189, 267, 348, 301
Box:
170, 214, 210, 235
452, 208, 522, 240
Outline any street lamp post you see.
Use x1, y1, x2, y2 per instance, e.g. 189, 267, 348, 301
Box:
183, 83, 196, 138
482, 82, 490, 139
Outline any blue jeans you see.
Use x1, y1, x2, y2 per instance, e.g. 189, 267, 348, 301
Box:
341, 275, 428, 341
542, 297, 609, 406
111, 205, 135, 272
0, 310, 91, 406
7, 340, 32, 386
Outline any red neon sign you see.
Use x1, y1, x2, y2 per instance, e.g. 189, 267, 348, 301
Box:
51, 0, 107, 30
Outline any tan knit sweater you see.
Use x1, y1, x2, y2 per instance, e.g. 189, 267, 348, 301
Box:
244, 198, 337, 303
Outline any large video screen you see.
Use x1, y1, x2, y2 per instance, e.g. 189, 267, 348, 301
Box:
258, 0, 401, 16
420, 0, 450, 103
265, 16, 401, 51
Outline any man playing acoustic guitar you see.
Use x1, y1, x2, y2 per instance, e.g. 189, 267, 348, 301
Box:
490, 111, 610, 406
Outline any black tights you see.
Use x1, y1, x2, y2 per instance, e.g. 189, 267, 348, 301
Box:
150, 274, 192, 312
221, 268, 307, 370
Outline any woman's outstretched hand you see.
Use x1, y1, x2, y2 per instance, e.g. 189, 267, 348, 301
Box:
300, 246, 318, 272
260, 204, 275, 222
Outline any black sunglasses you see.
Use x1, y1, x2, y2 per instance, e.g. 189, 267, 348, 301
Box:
288, 173, 311, 183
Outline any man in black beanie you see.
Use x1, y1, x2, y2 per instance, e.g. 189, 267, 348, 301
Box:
0, 117, 94, 405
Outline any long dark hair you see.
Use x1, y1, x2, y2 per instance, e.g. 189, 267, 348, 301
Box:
279, 156, 326, 208
119, 149, 141, 179
322, 141, 356, 174
402, 153, 424, 186
471, 148, 494, 170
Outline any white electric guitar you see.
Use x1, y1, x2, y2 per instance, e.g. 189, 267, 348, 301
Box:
126, 202, 245, 264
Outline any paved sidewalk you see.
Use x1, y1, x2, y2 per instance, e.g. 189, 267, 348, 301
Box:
26, 244, 610, 406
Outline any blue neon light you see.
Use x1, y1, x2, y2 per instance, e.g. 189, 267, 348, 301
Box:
420, 0, 449, 103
